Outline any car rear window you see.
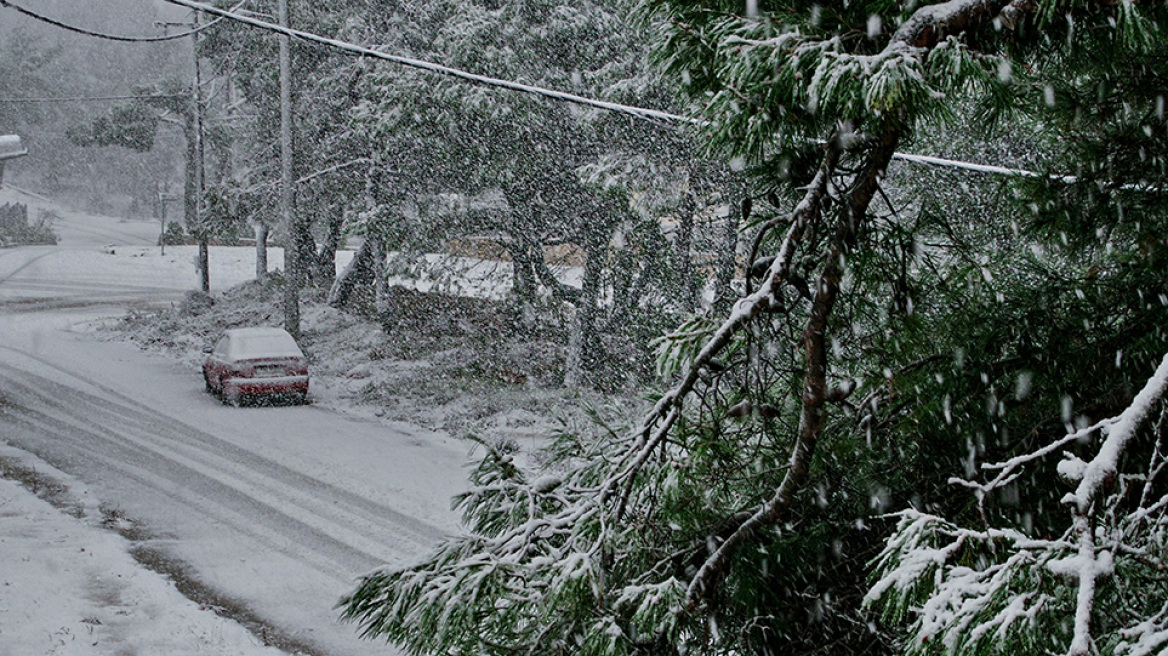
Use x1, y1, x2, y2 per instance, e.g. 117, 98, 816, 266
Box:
230, 332, 303, 359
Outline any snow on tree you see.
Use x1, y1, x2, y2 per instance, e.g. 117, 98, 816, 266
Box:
341, 0, 733, 387
867, 355, 1168, 656
864, 4, 1168, 654
332, 0, 1168, 651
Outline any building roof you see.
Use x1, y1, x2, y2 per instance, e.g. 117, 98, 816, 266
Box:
0, 135, 28, 162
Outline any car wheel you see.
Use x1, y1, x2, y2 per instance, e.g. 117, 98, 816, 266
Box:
225, 391, 241, 407
295, 391, 308, 405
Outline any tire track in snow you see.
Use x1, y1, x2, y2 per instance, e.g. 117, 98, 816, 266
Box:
52, 216, 157, 245
0, 393, 367, 580
0, 279, 181, 295
0, 359, 453, 578
0, 248, 59, 284
0, 278, 186, 312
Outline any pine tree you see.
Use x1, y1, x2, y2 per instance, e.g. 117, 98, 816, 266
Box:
336, 0, 1162, 653
865, 7, 1168, 655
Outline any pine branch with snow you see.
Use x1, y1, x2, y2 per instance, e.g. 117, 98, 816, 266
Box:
337, 0, 1167, 652
867, 355, 1168, 656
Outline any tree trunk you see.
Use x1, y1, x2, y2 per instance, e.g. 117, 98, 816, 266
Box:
328, 237, 375, 309
255, 223, 268, 279
563, 234, 605, 388
674, 188, 697, 312
198, 238, 209, 292
505, 236, 539, 329
684, 130, 901, 609
372, 235, 395, 333
181, 113, 210, 293
313, 205, 344, 288
712, 182, 744, 315
182, 117, 197, 251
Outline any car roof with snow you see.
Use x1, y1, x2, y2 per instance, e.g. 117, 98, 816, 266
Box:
222, 327, 304, 359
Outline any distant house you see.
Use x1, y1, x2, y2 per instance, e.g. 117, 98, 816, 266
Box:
0, 134, 29, 187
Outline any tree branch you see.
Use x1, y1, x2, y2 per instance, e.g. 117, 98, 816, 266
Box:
684, 129, 902, 611
603, 139, 843, 520
1061, 353, 1168, 656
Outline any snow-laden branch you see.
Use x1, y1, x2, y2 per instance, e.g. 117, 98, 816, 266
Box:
683, 129, 900, 610
868, 354, 1168, 656
892, 0, 1019, 49
949, 414, 1122, 505
1061, 355, 1168, 513
1060, 354, 1168, 656
604, 139, 843, 521
866, 509, 1064, 653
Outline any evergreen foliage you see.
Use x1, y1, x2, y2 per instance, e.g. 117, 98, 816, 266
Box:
66, 100, 159, 152
339, 0, 1168, 654
865, 4, 1168, 654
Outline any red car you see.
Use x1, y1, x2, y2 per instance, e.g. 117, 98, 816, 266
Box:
202, 327, 309, 405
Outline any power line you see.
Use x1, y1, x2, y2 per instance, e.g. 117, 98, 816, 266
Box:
0, 0, 227, 43
0, 95, 188, 104
161, 0, 1108, 185
161, 0, 687, 126
5, 0, 1144, 188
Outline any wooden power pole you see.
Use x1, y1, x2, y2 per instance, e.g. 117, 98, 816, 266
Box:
278, 0, 299, 337
192, 10, 209, 293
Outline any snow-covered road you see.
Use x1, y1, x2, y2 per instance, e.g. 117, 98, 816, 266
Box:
0, 188, 470, 655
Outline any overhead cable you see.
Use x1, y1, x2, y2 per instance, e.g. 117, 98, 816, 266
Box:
0, 0, 228, 42
160, 0, 688, 126
160, 0, 1120, 185
7, 0, 1144, 188
0, 95, 187, 104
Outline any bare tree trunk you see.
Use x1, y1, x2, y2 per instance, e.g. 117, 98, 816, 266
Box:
181, 111, 209, 292
328, 237, 375, 309
674, 188, 697, 312
372, 234, 395, 332
313, 205, 344, 288
198, 239, 209, 291
255, 223, 268, 279
713, 182, 744, 315
564, 234, 605, 388
505, 236, 539, 329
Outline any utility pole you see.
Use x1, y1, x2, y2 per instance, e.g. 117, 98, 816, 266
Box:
192, 9, 209, 293
279, 0, 299, 337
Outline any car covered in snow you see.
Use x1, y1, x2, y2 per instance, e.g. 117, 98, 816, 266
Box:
202, 327, 309, 405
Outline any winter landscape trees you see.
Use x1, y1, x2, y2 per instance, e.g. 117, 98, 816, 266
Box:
4, 0, 1168, 653
333, 0, 1168, 654
0, 1, 187, 215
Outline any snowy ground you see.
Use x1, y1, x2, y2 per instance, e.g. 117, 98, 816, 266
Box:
0, 448, 290, 656
0, 186, 315, 654
0, 185, 637, 655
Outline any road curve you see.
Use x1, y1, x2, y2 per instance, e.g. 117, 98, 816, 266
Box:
0, 195, 469, 655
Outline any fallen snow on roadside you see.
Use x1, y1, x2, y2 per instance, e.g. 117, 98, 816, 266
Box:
0, 474, 289, 656
0, 186, 646, 654
106, 274, 629, 453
